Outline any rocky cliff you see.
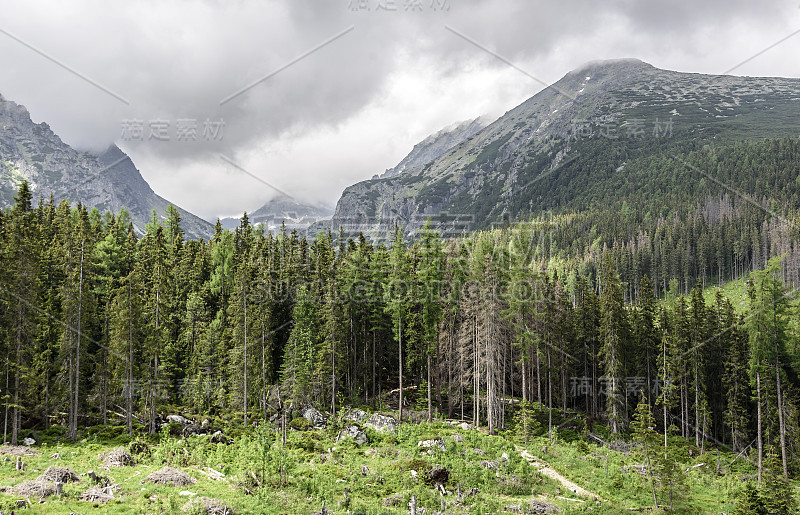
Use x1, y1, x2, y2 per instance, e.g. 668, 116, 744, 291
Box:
0, 93, 213, 239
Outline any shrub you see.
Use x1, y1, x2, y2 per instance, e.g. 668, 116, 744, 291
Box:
289, 417, 312, 431
396, 458, 431, 473
129, 439, 151, 459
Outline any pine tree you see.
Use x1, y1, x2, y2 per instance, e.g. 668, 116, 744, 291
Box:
747, 256, 792, 481
138, 220, 169, 434
417, 221, 443, 422
631, 394, 659, 509
720, 293, 749, 452
599, 254, 628, 434
385, 225, 411, 422
281, 286, 319, 406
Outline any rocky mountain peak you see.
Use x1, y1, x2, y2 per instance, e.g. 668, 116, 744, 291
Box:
326, 59, 800, 240
0, 93, 213, 239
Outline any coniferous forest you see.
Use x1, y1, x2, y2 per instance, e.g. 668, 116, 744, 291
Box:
3, 139, 800, 513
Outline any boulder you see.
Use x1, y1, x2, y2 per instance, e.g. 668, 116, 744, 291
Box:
183, 424, 203, 437
337, 425, 368, 445
418, 439, 447, 452
451, 434, 464, 443
300, 406, 327, 428
167, 415, 189, 425
345, 408, 368, 423
364, 414, 398, 433
22, 437, 35, 446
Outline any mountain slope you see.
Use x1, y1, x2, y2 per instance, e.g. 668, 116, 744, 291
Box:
0, 93, 213, 239
378, 117, 487, 179
327, 59, 800, 239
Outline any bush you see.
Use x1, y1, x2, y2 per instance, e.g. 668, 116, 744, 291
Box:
89, 425, 126, 441
289, 417, 312, 431
129, 439, 151, 459
396, 458, 431, 473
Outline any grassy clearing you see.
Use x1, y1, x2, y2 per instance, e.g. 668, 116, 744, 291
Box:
0, 411, 786, 514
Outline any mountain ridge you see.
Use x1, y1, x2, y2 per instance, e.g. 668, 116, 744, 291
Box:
324, 58, 800, 239
0, 94, 214, 239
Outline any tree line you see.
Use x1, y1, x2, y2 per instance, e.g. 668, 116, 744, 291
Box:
1, 176, 798, 486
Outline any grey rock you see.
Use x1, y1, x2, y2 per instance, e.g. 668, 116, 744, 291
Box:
418, 439, 447, 452
337, 425, 368, 445
220, 196, 333, 235
364, 414, 398, 433
166, 415, 188, 425
300, 406, 327, 428
345, 408, 368, 423
182, 424, 203, 437
379, 117, 487, 179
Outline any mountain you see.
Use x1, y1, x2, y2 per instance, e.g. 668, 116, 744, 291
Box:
0, 93, 213, 239
326, 58, 800, 239
378, 117, 487, 179
219, 195, 334, 233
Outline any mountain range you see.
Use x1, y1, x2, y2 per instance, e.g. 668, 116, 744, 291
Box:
323, 58, 800, 239
3, 58, 800, 241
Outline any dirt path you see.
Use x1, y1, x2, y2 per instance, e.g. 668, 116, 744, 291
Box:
517, 446, 606, 502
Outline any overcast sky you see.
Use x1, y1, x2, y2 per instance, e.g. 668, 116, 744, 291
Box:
1, 0, 799, 221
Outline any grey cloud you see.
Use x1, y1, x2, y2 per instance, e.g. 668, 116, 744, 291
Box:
0, 0, 797, 219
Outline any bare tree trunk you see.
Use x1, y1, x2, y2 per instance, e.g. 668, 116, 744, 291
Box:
262, 322, 266, 420
756, 370, 763, 486
547, 348, 553, 442
127, 279, 133, 436
398, 313, 403, 423
776, 349, 788, 479
12, 305, 22, 445
427, 352, 432, 423
71, 240, 84, 441
331, 323, 336, 416
447, 325, 453, 418
3, 354, 8, 444
694, 361, 700, 448
243, 287, 247, 427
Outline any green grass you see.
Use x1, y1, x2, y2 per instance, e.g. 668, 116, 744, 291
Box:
0, 414, 787, 514
702, 274, 751, 313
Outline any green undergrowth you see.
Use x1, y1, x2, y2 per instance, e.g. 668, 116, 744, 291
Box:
0, 414, 787, 514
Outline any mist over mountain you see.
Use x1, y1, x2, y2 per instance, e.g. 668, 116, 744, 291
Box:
378, 117, 488, 179
0, 93, 213, 239
219, 196, 333, 232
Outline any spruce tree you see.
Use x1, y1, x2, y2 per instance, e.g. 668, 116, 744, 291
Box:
599, 254, 628, 434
